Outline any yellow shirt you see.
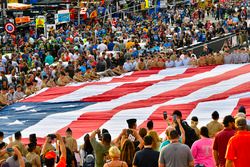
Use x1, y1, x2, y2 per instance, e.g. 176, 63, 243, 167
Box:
126, 42, 135, 49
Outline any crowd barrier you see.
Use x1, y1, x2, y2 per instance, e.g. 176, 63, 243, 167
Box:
177, 32, 249, 57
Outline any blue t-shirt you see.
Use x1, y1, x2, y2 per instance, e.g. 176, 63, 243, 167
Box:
164, 42, 172, 48
132, 50, 139, 58
22, 54, 29, 61
79, 65, 86, 74
98, 6, 106, 16
108, 42, 115, 51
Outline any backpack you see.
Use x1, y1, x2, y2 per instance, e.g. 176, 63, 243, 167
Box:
83, 153, 95, 167
181, 121, 199, 148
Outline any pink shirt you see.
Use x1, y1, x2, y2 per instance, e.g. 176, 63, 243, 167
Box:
191, 137, 215, 167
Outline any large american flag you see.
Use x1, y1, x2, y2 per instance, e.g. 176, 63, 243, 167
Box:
1, 64, 250, 144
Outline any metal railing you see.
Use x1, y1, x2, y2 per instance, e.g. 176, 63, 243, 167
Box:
177, 32, 249, 57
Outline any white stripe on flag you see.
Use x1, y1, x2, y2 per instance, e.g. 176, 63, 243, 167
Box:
99, 106, 159, 140
186, 98, 239, 128
95, 71, 134, 82
135, 67, 186, 83
47, 83, 123, 102
166, 72, 250, 105
46, 68, 187, 103
228, 92, 250, 99
24, 88, 49, 98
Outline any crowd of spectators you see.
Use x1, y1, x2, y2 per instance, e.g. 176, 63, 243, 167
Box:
0, 41, 249, 108
0, 106, 249, 167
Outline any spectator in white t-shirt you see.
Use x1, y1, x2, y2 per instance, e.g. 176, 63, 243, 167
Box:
97, 42, 108, 52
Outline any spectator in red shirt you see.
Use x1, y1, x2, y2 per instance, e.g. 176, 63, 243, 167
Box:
225, 118, 250, 167
213, 115, 235, 167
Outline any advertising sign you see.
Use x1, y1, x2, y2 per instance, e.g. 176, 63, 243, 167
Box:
36, 16, 45, 28
15, 16, 30, 24
56, 10, 70, 24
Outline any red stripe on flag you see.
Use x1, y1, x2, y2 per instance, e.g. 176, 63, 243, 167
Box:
22, 70, 160, 102
82, 67, 214, 102
110, 70, 160, 82
22, 86, 84, 102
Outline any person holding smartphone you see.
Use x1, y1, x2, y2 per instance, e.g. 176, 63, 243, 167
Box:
172, 110, 199, 148
160, 111, 186, 150
114, 119, 144, 151
90, 129, 111, 167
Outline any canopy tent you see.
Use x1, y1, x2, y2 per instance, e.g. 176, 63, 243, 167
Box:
7, 3, 32, 10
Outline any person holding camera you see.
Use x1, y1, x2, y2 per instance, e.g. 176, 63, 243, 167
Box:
160, 111, 186, 150
172, 110, 199, 148
114, 119, 144, 151
90, 129, 111, 167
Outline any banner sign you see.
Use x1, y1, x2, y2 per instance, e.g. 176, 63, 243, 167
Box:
56, 10, 70, 24
36, 16, 45, 28
15, 16, 30, 24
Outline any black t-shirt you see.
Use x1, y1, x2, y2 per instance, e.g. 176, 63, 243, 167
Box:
96, 60, 106, 72
66, 64, 75, 78
105, 58, 112, 69
133, 148, 159, 167
175, 121, 199, 148
0, 76, 8, 90
118, 57, 125, 66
